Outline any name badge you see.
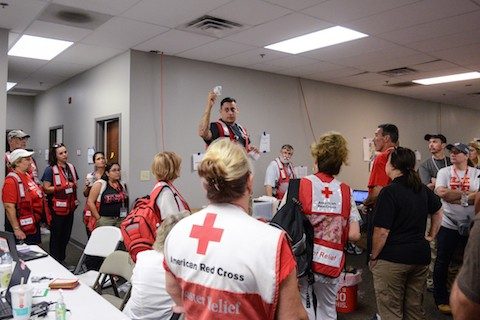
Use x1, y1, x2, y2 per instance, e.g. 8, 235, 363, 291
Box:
85, 210, 91, 217
65, 188, 73, 194
20, 217, 34, 226
120, 207, 128, 218
55, 201, 67, 208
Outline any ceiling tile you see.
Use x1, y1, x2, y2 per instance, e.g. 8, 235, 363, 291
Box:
34, 61, 91, 78
304, 66, 363, 81
8, 57, 49, 82
8, 33, 21, 49
0, 0, 48, 33
226, 13, 332, 47
303, 0, 419, 24
24, 20, 92, 42
55, 43, 124, 66
267, 55, 320, 69
121, 0, 231, 28
411, 60, 462, 72
80, 17, 169, 49
209, 0, 291, 26
406, 30, 480, 53
52, 0, 140, 15
279, 61, 343, 77
346, 0, 479, 35
245, 63, 286, 74
262, 0, 326, 11
378, 10, 480, 45
134, 29, 216, 55
216, 48, 289, 67
434, 43, 480, 66
15, 76, 67, 91
176, 40, 254, 62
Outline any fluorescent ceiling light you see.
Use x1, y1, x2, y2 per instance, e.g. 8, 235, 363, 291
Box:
265, 26, 368, 54
413, 72, 480, 85
8, 35, 73, 60
6, 82, 17, 91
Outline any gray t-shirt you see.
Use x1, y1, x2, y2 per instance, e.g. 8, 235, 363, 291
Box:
418, 156, 451, 185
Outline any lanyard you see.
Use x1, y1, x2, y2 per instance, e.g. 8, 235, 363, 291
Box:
452, 167, 469, 191
431, 156, 448, 172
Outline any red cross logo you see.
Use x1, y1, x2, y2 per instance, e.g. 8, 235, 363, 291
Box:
189, 213, 224, 255
322, 186, 333, 198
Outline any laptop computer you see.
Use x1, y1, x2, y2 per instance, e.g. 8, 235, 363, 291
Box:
352, 189, 369, 206
0, 260, 31, 319
0, 231, 47, 262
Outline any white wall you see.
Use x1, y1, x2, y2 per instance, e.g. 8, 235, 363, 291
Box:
0, 28, 9, 223
6, 95, 35, 133
32, 51, 131, 244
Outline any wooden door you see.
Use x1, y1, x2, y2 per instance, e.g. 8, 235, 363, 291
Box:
106, 119, 119, 164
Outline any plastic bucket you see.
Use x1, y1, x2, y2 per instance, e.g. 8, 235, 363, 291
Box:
336, 284, 358, 313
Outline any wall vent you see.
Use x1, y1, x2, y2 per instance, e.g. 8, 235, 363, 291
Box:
385, 81, 421, 88
178, 15, 245, 38
378, 67, 417, 77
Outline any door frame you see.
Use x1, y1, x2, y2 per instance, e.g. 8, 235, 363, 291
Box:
95, 114, 121, 165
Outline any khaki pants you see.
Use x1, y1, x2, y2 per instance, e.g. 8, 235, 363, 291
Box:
372, 259, 428, 320
96, 216, 122, 228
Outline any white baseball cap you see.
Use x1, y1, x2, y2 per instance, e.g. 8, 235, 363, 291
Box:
9, 149, 34, 164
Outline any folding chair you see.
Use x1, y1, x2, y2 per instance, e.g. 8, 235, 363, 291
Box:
93, 250, 134, 311
74, 226, 123, 287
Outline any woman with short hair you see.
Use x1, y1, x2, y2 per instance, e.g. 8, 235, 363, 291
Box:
2, 149, 43, 244
370, 147, 442, 319
296, 132, 361, 320
164, 138, 307, 320
123, 211, 190, 320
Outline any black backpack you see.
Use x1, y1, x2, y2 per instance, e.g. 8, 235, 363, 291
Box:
270, 179, 314, 278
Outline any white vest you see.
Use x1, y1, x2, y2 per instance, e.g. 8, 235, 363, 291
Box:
164, 203, 284, 320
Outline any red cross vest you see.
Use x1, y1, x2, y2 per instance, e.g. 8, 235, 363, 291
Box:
51, 163, 78, 215
214, 121, 250, 150
6, 172, 42, 235
274, 158, 296, 200
299, 173, 351, 278
164, 203, 283, 320
153, 181, 190, 219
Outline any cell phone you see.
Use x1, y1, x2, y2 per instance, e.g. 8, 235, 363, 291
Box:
31, 301, 50, 317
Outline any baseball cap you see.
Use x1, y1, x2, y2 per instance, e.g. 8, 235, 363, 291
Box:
446, 142, 469, 155
8, 130, 30, 140
424, 133, 446, 144
9, 149, 34, 164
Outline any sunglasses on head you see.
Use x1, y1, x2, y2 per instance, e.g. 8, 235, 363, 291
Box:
52, 143, 65, 149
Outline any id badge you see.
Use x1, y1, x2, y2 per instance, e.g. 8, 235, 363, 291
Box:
461, 193, 469, 207
65, 187, 73, 194
20, 217, 34, 226
120, 207, 128, 218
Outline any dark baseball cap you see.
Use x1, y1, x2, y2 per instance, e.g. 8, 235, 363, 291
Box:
424, 133, 446, 144
446, 142, 469, 155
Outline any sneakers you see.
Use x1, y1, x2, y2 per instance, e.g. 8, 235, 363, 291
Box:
437, 304, 452, 315
346, 243, 363, 255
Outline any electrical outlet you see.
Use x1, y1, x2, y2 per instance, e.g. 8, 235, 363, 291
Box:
140, 170, 151, 181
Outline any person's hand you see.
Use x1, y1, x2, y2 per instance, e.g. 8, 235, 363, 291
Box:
207, 91, 217, 108
431, 177, 436, 185
368, 259, 377, 269
172, 305, 185, 314
248, 145, 260, 153
425, 235, 434, 242
13, 229, 26, 240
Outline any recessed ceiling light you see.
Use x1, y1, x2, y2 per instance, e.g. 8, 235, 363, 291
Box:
413, 72, 480, 85
265, 26, 368, 54
8, 35, 73, 60
6, 82, 17, 91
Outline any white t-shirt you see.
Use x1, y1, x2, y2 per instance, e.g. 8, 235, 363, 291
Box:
123, 250, 174, 320
155, 187, 183, 220
435, 165, 479, 230
264, 159, 294, 188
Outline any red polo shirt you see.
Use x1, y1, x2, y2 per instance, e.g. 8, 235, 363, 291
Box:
368, 147, 394, 192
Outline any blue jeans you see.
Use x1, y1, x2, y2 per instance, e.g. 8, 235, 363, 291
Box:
433, 226, 468, 305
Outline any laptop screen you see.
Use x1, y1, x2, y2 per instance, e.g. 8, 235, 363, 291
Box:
5, 260, 31, 304
0, 231, 19, 262
353, 190, 369, 205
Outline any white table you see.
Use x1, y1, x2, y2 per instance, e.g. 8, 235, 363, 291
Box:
24, 246, 129, 320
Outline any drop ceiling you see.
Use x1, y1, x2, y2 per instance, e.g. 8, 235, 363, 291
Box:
2, 0, 480, 108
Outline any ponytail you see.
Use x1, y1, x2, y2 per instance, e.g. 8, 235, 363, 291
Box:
390, 147, 422, 193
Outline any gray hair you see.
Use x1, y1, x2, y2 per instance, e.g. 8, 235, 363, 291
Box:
153, 211, 190, 252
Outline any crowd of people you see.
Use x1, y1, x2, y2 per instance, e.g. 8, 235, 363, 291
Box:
3, 90, 480, 319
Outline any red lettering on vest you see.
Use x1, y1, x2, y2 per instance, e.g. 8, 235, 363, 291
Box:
322, 186, 333, 198
190, 213, 224, 255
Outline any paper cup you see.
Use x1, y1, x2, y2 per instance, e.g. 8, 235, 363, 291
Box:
0, 264, 12, 289
10, 284, 33, 320
213, 85, 222, 96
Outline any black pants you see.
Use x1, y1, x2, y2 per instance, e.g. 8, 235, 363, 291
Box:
49, 212, 74, 262
433, 226, 468, 305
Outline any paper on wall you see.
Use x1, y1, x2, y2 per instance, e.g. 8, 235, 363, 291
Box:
192, 153, 204, 171
259, 132, 270, 153
87, 148, 95, 164
363, 137, 374, 162
294, 166, 308, 178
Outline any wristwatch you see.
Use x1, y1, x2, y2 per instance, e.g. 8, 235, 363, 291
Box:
13, 226, 20, 231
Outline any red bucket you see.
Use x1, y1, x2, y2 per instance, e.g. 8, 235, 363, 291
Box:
336, 285, 358, 313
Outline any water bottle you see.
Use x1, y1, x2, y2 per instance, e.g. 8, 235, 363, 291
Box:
0, 253, 13, 288
55, 289, 67, 320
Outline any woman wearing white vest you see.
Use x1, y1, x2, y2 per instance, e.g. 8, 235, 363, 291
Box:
298, 132, 361, 320
164, 138, 307, 320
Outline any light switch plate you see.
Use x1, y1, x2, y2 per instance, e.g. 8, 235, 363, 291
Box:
140, 170, 151, 181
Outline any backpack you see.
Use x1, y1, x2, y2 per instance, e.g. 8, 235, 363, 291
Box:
270, 179, 314, 278
120, 185, 166, 262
